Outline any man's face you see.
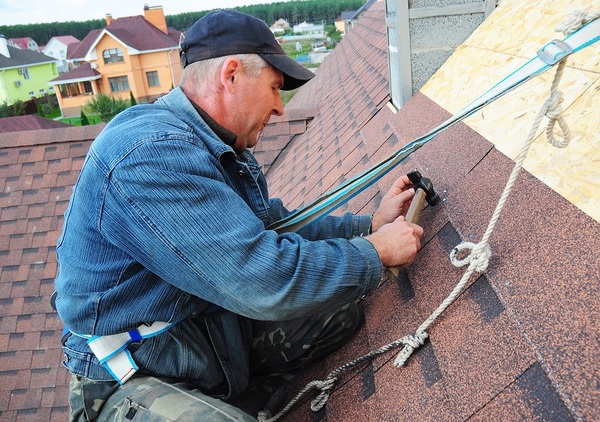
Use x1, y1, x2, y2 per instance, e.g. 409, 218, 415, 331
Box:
231, 65, 285, 153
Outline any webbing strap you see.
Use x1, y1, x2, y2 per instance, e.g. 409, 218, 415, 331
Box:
83, 321, 177, 384
268, 16, 600, 234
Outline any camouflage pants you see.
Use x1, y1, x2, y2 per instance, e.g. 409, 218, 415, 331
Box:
68, 302, 360, 421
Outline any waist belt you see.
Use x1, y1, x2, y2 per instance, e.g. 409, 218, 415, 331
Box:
72, 320, 180, 385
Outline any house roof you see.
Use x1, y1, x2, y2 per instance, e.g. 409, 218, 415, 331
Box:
0, 115, 71, 134
339, 11, 357, 21
0, 0, 597, 421
49, 62, 101, 84
7, 38, 35, 50
0, 46, 55, 70
66, 15, 180, 63
350, 0, 379, 20
66, 29, 102, 61
48, 36, 79, 46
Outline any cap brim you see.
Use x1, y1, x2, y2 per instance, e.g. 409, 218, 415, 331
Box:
260, 53, 315, 90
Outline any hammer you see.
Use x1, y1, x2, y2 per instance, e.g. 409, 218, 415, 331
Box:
386, 169, 440, 278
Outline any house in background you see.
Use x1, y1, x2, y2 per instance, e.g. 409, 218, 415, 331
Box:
270, 18, 290, 34
7, 37, 40, 52
0, 35, 58, 105
293, 21, 325, 35
49, 5, 183, 117
43, 36, 80, 74
335, 0, 378, 35
335, 11, 356, 35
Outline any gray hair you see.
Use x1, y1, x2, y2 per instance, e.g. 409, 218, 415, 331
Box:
180, 54, 269, 97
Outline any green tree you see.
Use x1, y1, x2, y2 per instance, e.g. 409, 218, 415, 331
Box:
129, 91, 137, 106
0, 102, 12, 117
85, 93, 129, 123
37, 93, 59, 117
80, 110, 90, 126
10, 100, 26, 116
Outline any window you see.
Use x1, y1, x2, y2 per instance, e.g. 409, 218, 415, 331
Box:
103, 48, 124, 64
146, 71, 160, 87
109, 76, 130, 92
39, 89, 45, 94
82, 81, 93, 94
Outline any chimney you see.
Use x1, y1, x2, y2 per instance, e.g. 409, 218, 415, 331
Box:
144, 5, 168, 34
0, 34, 10, 58
106, 13, 113, 26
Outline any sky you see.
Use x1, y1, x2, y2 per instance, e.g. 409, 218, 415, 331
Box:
1, 0, 289, 26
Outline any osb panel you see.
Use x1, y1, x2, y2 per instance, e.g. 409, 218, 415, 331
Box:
421, 0, 600, 222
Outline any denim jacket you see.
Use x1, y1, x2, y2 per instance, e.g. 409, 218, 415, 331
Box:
54, 87, 382, 399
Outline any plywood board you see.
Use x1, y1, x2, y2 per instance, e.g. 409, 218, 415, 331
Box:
422, 0, 600, 221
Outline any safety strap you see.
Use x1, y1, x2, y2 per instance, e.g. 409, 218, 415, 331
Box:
75, 320, 179, 385
268, 15, 600, 234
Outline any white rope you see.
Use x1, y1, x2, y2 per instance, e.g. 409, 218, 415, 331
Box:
395, 7, 588, 367
257, 10, 594, 421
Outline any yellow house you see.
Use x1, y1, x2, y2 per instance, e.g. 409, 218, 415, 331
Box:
0, 35, 58, 105
50, 5, 183, 117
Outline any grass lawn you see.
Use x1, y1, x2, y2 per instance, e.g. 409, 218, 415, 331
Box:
59, 114, 103, 126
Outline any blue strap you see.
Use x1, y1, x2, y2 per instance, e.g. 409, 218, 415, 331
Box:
268, 16, 600, 234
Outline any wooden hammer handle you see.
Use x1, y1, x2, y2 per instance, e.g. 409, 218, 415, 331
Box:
385, 188, 427, 279
405, 188, 427, 224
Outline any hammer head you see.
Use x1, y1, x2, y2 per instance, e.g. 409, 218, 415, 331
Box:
407, 169, 441, 206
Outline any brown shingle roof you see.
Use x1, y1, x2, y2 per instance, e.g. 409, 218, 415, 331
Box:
0, 124, 104, 420
49, 62, 101, 83
0, 1, 597, 421
260, 2, 598, 421
66, 30, 102, 61
66, 15, 180, 62
0, 116, 71, 134
104, 15, 181, 51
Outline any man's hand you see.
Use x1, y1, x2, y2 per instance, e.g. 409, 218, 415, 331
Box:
366, 216, 423, 267
371, 175, 415, 233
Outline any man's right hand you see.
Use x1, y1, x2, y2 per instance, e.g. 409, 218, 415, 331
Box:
365, 216, 423, 267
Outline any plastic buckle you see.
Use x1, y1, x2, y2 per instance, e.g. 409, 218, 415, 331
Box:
537, 39, 573, 65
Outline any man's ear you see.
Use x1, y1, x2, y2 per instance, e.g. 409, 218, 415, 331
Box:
220, 57, 242, 94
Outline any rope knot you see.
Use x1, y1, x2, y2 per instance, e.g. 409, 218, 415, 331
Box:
393, 332, 428, 368
310, 378, 337, 411
450, 242, 492, 272
555, 10, 596, 35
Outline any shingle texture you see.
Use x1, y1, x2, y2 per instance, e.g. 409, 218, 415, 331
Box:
0, 125, 103, 420
0, 1, 597, 421
259, 2, 598, 421
0, 116, 71, 134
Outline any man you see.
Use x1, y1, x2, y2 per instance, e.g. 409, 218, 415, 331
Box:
54, 9, 423, 421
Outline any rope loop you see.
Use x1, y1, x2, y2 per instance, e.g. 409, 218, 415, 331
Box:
450, 242, 492, 272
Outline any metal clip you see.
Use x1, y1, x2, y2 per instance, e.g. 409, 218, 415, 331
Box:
537, 39, 573, 65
